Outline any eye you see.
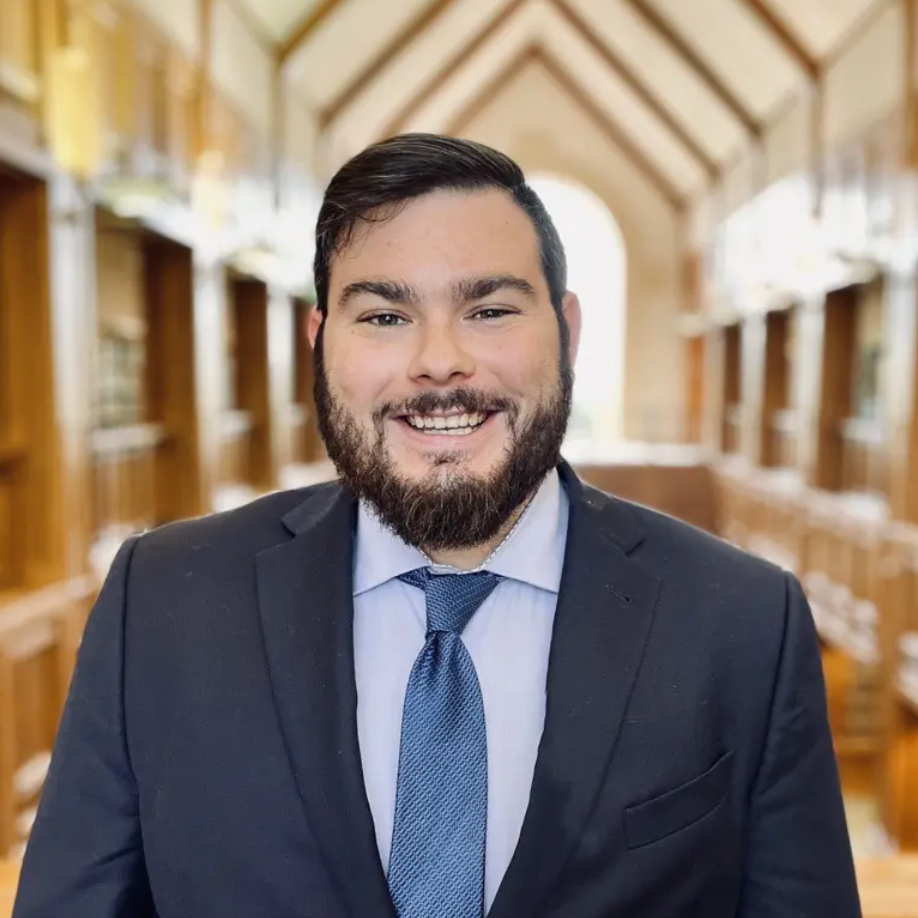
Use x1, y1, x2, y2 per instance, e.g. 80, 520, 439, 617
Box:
472, 307, 516, 321
362, 313, 408, 327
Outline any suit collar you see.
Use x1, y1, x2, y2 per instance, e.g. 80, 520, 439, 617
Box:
263, 461, 660, 918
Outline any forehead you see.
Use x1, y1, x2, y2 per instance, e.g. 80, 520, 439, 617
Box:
330, 189, 544, 290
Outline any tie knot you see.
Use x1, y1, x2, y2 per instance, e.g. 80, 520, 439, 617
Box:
398, 568, 503, 634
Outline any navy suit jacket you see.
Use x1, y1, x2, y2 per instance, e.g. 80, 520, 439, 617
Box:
13, 462, 862, 917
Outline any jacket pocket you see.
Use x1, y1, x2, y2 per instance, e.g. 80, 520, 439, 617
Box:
623, 750, 733, 850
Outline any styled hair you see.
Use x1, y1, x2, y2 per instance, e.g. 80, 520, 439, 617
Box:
312, 133, 567, 316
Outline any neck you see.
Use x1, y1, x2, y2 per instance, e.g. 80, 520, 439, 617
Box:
422, 492, 535, 571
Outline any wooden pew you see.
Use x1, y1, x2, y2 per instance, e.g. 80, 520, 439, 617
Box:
713, 464, 891, 798
0, 579, 95, 859
573, 444, 717, 534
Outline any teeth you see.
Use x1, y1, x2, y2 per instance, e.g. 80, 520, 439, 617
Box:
405, 411, 487, 433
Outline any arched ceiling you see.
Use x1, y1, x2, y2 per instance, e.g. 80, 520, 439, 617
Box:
238, 0, 889, 208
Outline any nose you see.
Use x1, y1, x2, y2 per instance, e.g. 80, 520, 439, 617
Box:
407, 319, 475, 385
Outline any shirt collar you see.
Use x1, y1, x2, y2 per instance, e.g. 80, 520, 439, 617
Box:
352, 468, 568, 597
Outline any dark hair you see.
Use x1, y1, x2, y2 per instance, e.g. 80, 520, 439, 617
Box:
312, 133, 567, 316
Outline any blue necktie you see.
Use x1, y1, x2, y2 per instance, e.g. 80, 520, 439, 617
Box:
387, 567, 503, 918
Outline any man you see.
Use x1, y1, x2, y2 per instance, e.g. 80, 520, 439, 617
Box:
14, 133, 861, 918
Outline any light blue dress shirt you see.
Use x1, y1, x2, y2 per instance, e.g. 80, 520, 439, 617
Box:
352, 469, 570, 912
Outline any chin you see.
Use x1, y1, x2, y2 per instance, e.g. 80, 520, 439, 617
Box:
394, 444, 503, 483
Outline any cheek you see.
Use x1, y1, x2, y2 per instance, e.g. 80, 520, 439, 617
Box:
324, 335, 399, 408
481, 334, 559, 396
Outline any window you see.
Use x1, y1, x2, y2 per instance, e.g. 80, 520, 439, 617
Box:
527, 173, 626, 449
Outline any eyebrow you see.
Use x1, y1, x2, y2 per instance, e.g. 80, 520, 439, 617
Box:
338, 279, 418, 309
453, 275, 537, 302
338, 274, 537, 309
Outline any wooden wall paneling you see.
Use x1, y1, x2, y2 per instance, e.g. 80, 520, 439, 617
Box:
0, 169, 94, 587
144, 237, 206, 522
684, 333, 705, 445
90, 0, 131, 174
115, 7, 155, 172
703, 327, 725, 457
229, 276, 275, 492
0, 179, 26, 589
762, 309, 790, 467
92, 2, 170, 178
165, 47, 197, 193
721, 323, 742, 453
266, 288, 295, 475
90, 210, 161, 541
886, 266, 918, 523
0, 0, 44, 155
814, 287, 858, 491
0, 578, 95, 858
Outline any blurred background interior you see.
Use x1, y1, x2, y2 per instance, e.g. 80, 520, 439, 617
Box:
1, 0, 918, 914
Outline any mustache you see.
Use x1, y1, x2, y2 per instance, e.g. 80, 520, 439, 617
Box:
375, 389, 518, 420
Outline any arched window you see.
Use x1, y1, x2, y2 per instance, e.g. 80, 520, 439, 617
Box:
527, 173, 627, 451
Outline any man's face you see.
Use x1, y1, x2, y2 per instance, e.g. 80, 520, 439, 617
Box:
310, 188, 581, 550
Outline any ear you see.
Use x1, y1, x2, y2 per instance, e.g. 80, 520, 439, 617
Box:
307, 305, 323, 350
561, 291, 581, 366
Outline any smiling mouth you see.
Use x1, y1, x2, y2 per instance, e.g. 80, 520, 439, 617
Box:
397, 410, 492, 437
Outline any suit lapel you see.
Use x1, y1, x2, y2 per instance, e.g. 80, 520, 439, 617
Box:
488, 465, 663, 918
255, 483, 396, 918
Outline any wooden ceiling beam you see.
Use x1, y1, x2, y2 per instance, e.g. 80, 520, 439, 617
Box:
447, 42, 687, 211
223, 0, 276, 55
552, 0, 719, 180
319, 0, 460, 129
279, 0, 349, 65
738, 0, 819, 80
445, 46, 541, 136
625, 0, 762, 137
534, 50, 688, 210
379, 0, 530, 139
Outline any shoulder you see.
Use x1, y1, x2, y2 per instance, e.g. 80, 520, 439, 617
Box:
578, 482, 807, 684
579, 480, 793, 608
127, 481, 344, 571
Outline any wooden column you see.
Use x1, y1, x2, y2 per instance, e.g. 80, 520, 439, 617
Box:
191, 256, 230, 511
233, 279, 276, 492
811, 289, 858, 491
46, 174, 96, 579
795, 296, 828, 488
903, 0, 918, 169
144, 239, 207, 521
740, 312, 767, 464
266, 287, 295, 474
0, 170, 96, 587
703, 326, 725, 454
760, 309, 794, 468
683, 333, 706, 445
879, 267, 918, 520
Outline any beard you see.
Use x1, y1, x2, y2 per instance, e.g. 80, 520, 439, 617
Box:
312, 327, 573, 552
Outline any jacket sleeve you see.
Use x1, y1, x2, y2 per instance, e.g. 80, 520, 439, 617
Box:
737, 570, 863, 917
12, 535, 156, 918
